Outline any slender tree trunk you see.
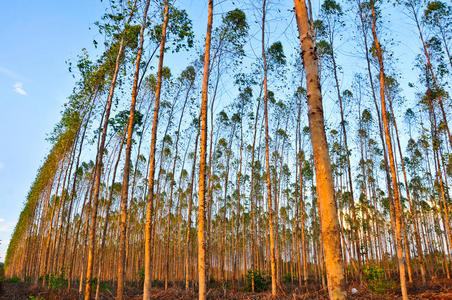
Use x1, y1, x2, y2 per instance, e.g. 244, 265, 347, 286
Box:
261, 0, 277, 297
197, 1, 213, 299
84, 2, 138, 296
96, 132, 126, 300
185, 123, 200, 290
294, 0, 346, 298
408, 2, 452, 149
117, 1, 151, 298
369, 1, 408, 298
143, 2, 169, 299
331, 49, 361, 278
385, 87, 427, 284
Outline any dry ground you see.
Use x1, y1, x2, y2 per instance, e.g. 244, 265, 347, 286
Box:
1, 279, 452, 299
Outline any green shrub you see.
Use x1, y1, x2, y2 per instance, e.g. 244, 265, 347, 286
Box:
99, 282, 111, 292
282, 272, 292, 283
6, 276, 20, 283
223, 281, 232, 290
363, 266, 395, 294
245, 270, 270, 292
47, 271, 68, 291
137, 267, 145, 285
363, 266, 384, 281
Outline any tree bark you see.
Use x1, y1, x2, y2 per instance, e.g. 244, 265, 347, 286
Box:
293, 0, 346, 298
197, 1, 213, 299
369, 1, 408, 299
143, 2, 169, 299
261, 0, 277, 297
117, 1, 151, 298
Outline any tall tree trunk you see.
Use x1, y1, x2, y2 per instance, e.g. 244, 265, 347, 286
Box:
369, 1, 408, 299
330, 48, 361, 277
293, 0, 346, 298
117, 1, 151, 298
96, 131, 126, 300
385, 87, 427, 284
197, 1, 213, 299
185, 123, 200, 290
84, 2, 137, 297
261, 0, 277, 297
248, 81, 263, 293
143, 1, 169, 299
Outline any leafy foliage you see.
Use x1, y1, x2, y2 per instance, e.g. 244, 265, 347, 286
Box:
245, 270, 270, 292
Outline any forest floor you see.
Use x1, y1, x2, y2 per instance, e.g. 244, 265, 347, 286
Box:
1, 279, 452, 300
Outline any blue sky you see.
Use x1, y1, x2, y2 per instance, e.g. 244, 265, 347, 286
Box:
0, 0, 427, 262
0, 0, 108, 262
0, 0, 214, 263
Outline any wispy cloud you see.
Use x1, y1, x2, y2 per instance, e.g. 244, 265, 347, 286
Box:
0, 66, 20, 80
13, 82, 27, 95
0, 218, 5, 223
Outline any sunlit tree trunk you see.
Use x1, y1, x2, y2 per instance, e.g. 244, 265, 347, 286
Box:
197, 1, 213, 299
261, 0, 277, 297
96, 131, 126, 300
385, 86, 427, 284
293, 0, 346, 298
143, 2, 169, 299
185, 122, 200, 290
117, 1, 151, 298
369, 1, 408, 298
83, 1, 138, 296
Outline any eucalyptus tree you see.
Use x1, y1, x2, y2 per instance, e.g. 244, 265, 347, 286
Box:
140, 3, 194, 290
418, 61, 452, 276
185, 116, 200, 291
142, 1, 170, 298
265, 41, 288, 284
5, 27, 120, 283
260, 0, 277, 296
368, 0, 408, 298
424, 1, 452, 68
399, 0, 452, 149
95, 129, 127, 300
232, 84, 253, 288
295, 87, 309, 285
385, 75, 427, 283
164, 65, 196, 289
245, 69, 264, 292
293, 0, 346, 298
117, 1, 151, 299
354, 2, 400, 252
216, 110, 237, 282
317, 1, 362, 275
204, 9, 248, 278
197, 1, 213, 299
83, 1, 142, 298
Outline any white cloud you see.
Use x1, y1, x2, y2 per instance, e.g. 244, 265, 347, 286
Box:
0, 225, 8, 232
13, 82, 27, 95
0, 218, 5, 223
0, 66, 19, 80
